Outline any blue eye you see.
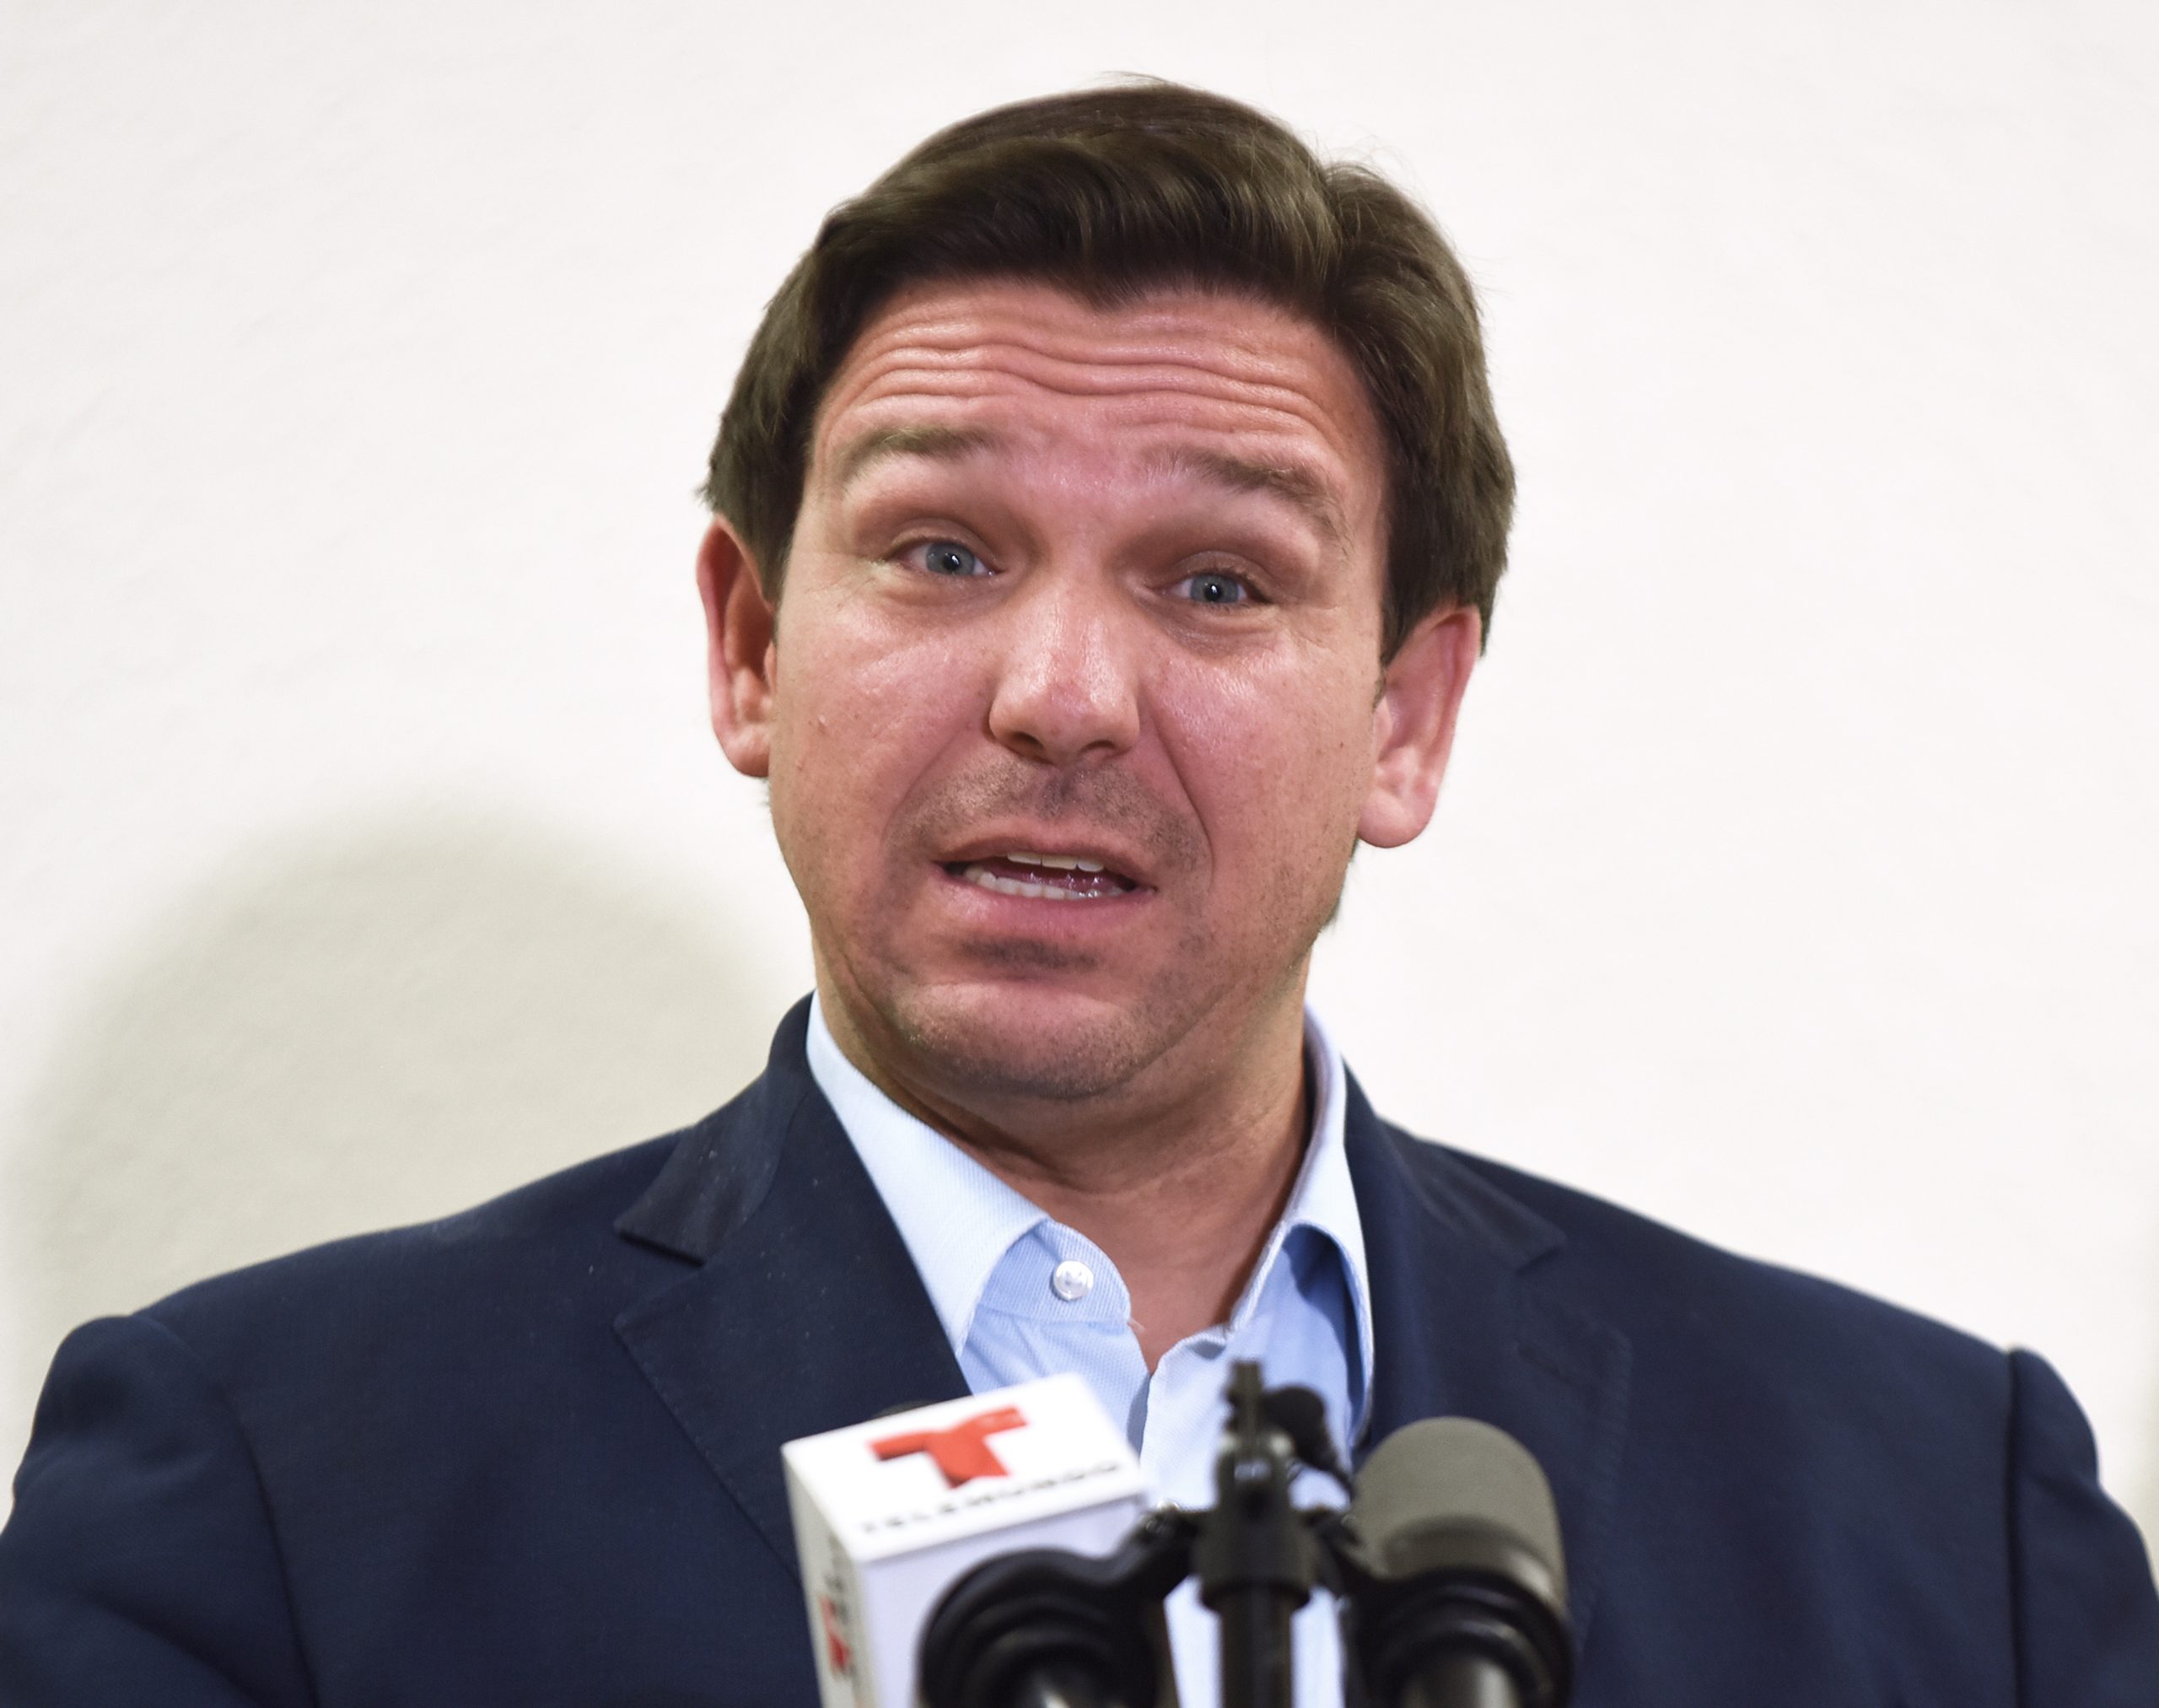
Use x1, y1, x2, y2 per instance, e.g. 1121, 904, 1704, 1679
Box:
1176, 570, 1251, 606
919, 541, 983, 577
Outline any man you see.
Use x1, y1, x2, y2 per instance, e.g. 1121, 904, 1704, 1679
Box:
3, 82, 2155, 1706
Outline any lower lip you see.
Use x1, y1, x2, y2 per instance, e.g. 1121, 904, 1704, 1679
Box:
934, 863, 1151, 926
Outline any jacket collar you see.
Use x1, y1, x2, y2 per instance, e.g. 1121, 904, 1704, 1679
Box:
612, 999, 969, 1578
614, 999, 1630, 1651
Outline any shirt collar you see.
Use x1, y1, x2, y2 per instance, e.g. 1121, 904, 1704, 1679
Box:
1269, 1004, 1376, 1441
804, 994, 1375, 1433
805, 996, 1046, 1355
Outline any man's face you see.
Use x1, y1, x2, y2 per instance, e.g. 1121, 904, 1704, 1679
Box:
705, 279, 1473, 1116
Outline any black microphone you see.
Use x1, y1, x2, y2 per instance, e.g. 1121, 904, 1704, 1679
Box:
918, 1511, 1192, 1708
1345, 1419, 1572, 1708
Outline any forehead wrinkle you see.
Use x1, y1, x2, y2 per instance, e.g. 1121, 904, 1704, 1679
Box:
859, 281, 1322, 372
837, 280, 1381, 435
816, 290, 1389, 548
840, 331, 1339, 417
823, 351, 1371, 500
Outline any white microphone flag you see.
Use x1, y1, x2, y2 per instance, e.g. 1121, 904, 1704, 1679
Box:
783, 1372, 1149, 1708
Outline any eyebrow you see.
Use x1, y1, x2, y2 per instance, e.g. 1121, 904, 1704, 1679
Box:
1139, 445, 1353, 557
828, 424, 1002, 492
826, 425, 1354, 556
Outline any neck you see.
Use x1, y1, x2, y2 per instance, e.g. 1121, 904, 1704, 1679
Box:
819, 984, 1315, 1369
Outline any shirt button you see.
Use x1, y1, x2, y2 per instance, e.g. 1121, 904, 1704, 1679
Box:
1051, 1259, 1094, 1302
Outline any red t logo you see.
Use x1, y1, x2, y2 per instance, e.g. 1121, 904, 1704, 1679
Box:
871, 1405, 1026, 1487
816, 1593, 852, 1677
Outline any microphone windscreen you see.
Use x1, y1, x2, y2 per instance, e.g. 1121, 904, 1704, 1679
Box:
1349, 1418, 1566, 1603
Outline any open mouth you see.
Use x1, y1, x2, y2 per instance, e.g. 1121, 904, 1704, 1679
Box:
942, 851, 1142, 902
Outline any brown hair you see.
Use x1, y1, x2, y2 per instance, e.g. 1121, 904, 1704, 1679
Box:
702, 81, 1514, 656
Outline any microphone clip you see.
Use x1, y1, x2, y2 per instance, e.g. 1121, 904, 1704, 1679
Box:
1189, 1362, 1333, 1707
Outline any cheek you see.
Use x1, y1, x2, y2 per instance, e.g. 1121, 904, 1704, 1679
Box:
1159, 652, 1379, 870
768, 596, 986, 834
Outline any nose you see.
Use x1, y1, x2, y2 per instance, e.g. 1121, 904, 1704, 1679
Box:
984, 569, 1143, 767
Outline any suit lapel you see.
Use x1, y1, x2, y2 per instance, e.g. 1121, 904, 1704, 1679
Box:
611, 1000, 968, 1578
1345, 1075, 1632, 1649
607, 1005, 1632, 1635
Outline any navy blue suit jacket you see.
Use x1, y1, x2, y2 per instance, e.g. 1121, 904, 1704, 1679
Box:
5, 1000, 2156, 1703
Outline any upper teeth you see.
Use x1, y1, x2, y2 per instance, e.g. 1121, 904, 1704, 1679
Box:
1008, 851, 1106, 872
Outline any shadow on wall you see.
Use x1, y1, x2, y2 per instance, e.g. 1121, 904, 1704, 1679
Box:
3, 810, 786, 1451
2145, 1381, 2159, 1560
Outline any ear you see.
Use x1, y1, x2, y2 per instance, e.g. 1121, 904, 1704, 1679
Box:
695, 517, 779, 779
1358, 605, 1482, 849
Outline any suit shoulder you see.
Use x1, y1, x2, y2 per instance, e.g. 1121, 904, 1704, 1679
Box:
1395, 1126, 2007, 1396
142, 1130, 687, 1368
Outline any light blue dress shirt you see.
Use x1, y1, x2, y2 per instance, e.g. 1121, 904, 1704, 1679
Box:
805, 996, 1375, 1708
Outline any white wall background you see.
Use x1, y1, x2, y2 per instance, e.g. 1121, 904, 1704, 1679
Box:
3, 0, 2154, 1548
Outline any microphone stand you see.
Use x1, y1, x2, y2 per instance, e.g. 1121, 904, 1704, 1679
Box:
1190, 1362, 1327, 1708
